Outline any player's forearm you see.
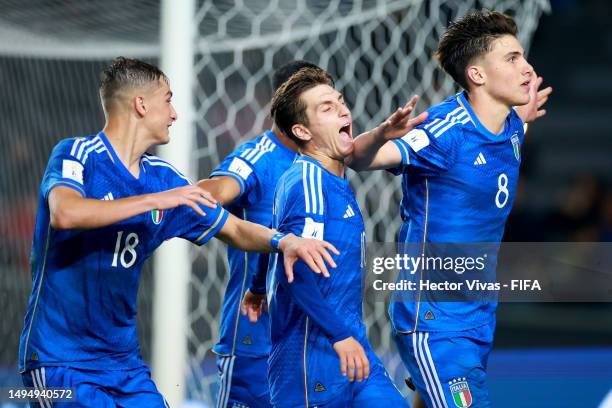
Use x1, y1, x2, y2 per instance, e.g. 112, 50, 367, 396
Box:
282, 261, 352, 343
49, 189, 158, 230
197, 177, 240, 206
216, 214, 274, 253
346, 127, 387, 171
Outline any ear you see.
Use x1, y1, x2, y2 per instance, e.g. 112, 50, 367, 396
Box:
134, 95, 146, 117
466, 64, 486, 87
291, 124, 312, 143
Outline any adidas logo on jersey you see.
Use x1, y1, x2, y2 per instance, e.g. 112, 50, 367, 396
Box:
343, 204, 355, 218
314, 382, 326, 392
473, 152, 487, 166
102, 192, 114, 201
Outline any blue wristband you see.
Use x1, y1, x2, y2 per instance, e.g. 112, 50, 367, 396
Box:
270, 232, 288, 252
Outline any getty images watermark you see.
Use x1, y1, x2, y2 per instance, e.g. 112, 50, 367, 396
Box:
364, 242, 612, 302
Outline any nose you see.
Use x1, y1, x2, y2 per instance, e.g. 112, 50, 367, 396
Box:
523, 58, 534, 77
339, 102, 350, 117
170, 104, 178, 121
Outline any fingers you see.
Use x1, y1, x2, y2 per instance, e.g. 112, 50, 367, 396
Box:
297, 251, 322, 275
319, 247, 337, 270
283, 257, 295, 283
197, 189, 218, 209
184, 200, 206, 216
403, 94, 419, 110
347, 353, 356, 382
363, 352, 370, 379
340, 352, 347, 378
310, 251, 330, 278
409, 111, 429, 128
323, 241, 340, 256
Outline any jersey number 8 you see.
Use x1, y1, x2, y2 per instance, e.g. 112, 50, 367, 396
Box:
495, 173, 509, 209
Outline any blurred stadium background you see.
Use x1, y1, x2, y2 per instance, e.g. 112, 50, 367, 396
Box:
0, 0, 611, 407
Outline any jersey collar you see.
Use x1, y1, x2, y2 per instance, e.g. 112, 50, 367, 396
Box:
457, 91, 512, 141
265, 129, 297, 160
98, 131, 147, 186
295, 154, 350, 183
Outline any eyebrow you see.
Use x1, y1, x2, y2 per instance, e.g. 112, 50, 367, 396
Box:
504, 50, 523, 58
316, 92, 344, 107
166, 91, 173, 98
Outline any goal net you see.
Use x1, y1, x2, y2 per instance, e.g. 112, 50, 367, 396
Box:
188, 0, 549, 404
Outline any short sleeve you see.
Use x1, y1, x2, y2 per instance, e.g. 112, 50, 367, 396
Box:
41, 138, 87, 199
164, 202, 229, 245
157, 163, 229, 245
390, 125, 461, 176
211, 150, 266, 208
277, 165, 326, 240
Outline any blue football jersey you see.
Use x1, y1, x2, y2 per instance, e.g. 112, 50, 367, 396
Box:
266, 156, 380, 406
211, 130, 296, 358
19, 132, 228, 373
389, 91, 525, 333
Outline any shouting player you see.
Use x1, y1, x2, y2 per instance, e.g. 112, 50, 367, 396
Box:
198, 60, 321, 408
18, 57, 338, 408
349, 10, 552, 408
242, 66, 427, 407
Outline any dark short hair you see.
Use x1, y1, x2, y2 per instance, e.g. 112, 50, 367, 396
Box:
270, 67, 334, 145
436, 10, 518, 91
272, 60, 331, 91
99, 57, 168, 112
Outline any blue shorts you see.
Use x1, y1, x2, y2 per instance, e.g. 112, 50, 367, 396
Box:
216, 354, 272, 408
393, 323, 495, 408
273, 361, 408, 408
21, 365, 167, 407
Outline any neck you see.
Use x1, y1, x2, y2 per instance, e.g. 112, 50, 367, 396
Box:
103, 114, 154, 177
465, 89, 511, 135
270, 125, 299, 152
303, 149, 345, 178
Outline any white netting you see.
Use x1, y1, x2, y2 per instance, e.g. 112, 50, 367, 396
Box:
188, 0, 549, 404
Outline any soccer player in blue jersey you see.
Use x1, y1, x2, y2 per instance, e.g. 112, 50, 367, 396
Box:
197, 60, 322, 408
349, 11, 552, 408
242, 67, 428, 407
18, 57, 339, 408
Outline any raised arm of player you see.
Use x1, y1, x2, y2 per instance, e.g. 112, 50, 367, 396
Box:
49, 184, 218, 230
197, 176, 241, 206
215, 214, 339, 282
347, 95, 428, 171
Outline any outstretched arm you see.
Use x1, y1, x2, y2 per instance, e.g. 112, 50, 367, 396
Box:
49, 184, 217, 230
347, 95, 428, 171
215, 214, 339, 282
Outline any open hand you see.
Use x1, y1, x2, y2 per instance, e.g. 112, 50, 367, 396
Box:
241, 289, 267, 323
333, 336, 370, 382
515, 73, 552, 124
378, 95, 429, 141
279, 234, 339, 283
152, 185, 217, 216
